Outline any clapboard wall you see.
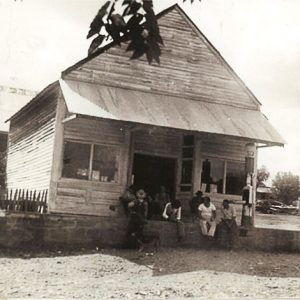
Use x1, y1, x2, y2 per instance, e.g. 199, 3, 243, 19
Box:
133, 128, 182, 158
6, 85, 59, 191
64, 6, 259, 111
50, 116, 130, 217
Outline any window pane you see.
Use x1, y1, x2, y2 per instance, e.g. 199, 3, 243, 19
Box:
182, 147, 194, 158
201, 158, 224, 193
62, 142, 91, 180
92, 145, 119, 183
181, 160, 193, 184
183, 135, 194, 146
226, 161, 245, 195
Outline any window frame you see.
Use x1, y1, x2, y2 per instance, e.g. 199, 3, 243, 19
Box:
61, 139, 121, 184
201, 155, 245, 197
179, 135, 195, 192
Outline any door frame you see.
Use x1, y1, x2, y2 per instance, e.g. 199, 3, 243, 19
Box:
129, 150, 178, 198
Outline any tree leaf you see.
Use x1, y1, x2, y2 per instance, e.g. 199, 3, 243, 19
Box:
146, 35, 161, 64
88, 34, 106, 55
87, 1, 111, 39
126, 14, 144, 33
110, 14, 127, 32
105, 23, 121, 45
123, 1, 142, 17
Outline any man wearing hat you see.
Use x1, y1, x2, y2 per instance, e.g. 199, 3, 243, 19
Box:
126, 189, 148, 251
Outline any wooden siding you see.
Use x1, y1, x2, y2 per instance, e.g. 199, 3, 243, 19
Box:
133, 128, 182, 158
51, 117, 129, 216
64, 118, 125, 145
0, 132, 7, 152
178, 133, 246, 215
50, 113, 247, 217
201, 136, 246, 162
6, 88, 58, 191
65, 7, 259, 110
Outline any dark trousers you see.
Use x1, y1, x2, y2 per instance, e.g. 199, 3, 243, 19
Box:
217, 219, 238, 248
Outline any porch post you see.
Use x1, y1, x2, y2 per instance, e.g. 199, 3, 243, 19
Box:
241, 142, 257, 228
192, 136, 202, 194
122, 127, 133, 190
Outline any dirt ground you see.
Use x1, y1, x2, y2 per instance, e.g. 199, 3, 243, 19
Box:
256, 213, 300, 231
0, 247, 300, 299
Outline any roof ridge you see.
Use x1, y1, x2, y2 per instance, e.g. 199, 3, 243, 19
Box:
62, 4, 179, 77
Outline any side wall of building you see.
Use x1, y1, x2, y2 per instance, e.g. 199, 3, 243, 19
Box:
6, 86, 59, 191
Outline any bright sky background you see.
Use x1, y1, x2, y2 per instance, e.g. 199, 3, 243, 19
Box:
0, 0, 299, 180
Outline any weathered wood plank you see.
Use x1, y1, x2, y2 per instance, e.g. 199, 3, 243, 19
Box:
6, 90, 58, 192
65, 8, 259, 110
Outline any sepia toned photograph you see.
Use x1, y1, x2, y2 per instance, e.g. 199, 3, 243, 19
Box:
0, 0, 299, 298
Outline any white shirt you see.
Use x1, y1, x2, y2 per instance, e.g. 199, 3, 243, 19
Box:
198, 203, 216, 220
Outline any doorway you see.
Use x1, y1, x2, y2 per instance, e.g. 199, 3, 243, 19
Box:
131, 153, 176, 199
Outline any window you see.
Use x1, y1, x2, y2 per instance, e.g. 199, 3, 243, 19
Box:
226, 161, 244, 195
180, 135, 194, 192
201, 158, 224, 193
62, 141, 119, 183
92, 145, 119, 182
62, 142, 91, 180
201, 158, 245, 196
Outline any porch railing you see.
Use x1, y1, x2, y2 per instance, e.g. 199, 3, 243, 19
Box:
0, 189, 48, 213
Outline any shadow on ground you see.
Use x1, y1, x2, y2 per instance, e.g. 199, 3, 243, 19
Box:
1, 245, 300, 279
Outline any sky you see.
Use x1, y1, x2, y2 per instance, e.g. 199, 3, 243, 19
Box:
0, 0, 299, 180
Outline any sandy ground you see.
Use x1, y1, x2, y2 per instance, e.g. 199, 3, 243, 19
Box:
256, 213, 300, 231
0, 247, 300, 299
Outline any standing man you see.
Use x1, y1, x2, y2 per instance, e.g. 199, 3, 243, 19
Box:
198, 197, 217, 238
125, 189, 148, 251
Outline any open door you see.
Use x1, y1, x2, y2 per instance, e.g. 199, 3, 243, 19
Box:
132, 153, 176, 199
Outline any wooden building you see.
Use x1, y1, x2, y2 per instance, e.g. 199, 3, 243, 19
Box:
6, 5, 284, 218
0, 85, 36, 189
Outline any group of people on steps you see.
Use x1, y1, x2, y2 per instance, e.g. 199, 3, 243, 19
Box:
120, 186, 238, 251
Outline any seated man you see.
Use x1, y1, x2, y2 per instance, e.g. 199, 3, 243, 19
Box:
162, 199, 185, 242
218, 199, 238, 248
198, 197, 217, 238
189, 191, 204, 222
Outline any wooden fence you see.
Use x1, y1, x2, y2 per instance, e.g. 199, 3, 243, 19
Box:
0, 189, 48, 213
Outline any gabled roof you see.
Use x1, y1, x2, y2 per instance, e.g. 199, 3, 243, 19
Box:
0, 86, 38, 131
62, 4, 178, 76
6, 4, 285, 146
6, 81, 59, 123
62, 4, 261, 108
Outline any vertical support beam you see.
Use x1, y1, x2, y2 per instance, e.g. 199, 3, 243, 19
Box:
222, 160, 227, 194
252, 144, 258, 226
88, 144, 94, 181
49, 95, 67, 212
192, 136, 202, 194
241, 142, 256, 228
125, 129, 134, 188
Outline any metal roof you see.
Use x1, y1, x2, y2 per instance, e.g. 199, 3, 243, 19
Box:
60, 79, 285, 146
0, 88, 35, 131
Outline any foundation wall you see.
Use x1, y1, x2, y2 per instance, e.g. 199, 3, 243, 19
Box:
0, 212, 300, 252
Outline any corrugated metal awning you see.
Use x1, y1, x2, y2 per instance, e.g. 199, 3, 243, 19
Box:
60, 79, 285, 146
